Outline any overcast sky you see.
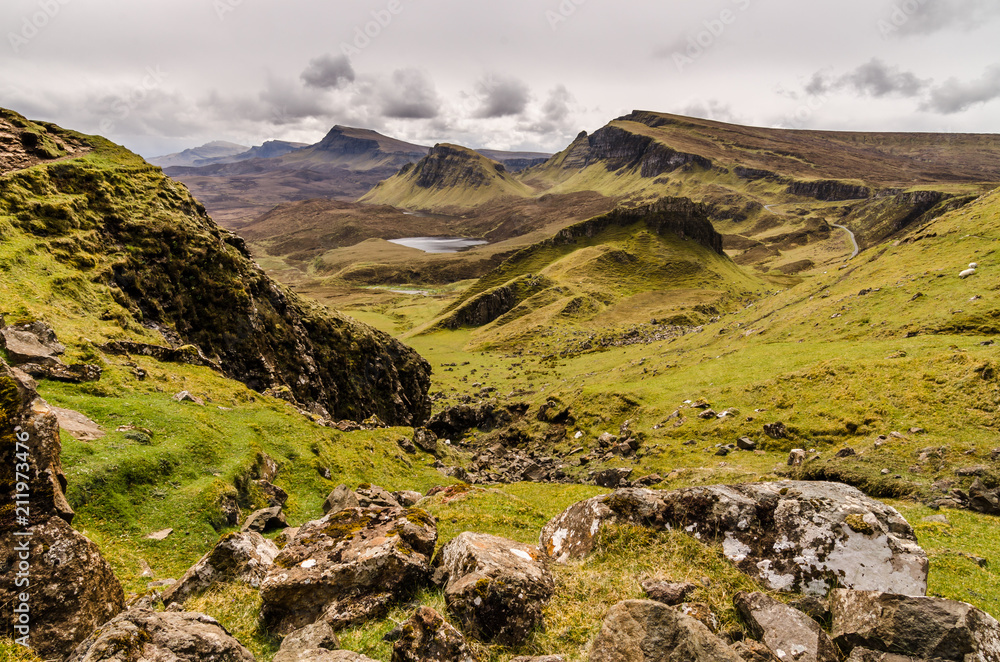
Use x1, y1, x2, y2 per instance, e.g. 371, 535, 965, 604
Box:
2, 0, 999, 157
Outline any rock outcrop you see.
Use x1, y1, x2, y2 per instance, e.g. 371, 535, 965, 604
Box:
735, 592, 839, 662
540, 482, 928, 596
66, 609, 255, 661
392, 606, 478, 662
437, 532, 554, 645
589, 599, 743, 662
161, 531, 279, 606
273, 620, 342, 662
261, 506, 437, 634
786, 179, 872, 201
830, 589, 1000, 661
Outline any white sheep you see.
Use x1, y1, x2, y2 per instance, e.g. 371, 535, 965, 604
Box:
969, 262, 979, 269
960, 268, 977, 278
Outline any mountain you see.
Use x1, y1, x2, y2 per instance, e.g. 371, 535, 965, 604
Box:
360, 143, 535, 212
148, 140, 250, 168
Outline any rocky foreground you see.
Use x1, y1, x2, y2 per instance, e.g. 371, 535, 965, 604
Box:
3, 353, 1000, 661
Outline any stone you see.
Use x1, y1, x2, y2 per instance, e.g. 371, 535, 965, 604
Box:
392, 606, 477, 662
356, 483, 402, 508
679, 602, 720, 633
66, 608, 255, 661
968, 479, 1000, 516
641, 580, 698, 605
791, 596, 831, 625
261, 506, 437, 634
633, 474, 662, 487
830, 589, 1000, 661
595, 467, 633, 488
273, 620, 342, 662
257, 479, 289, 508
737, 437, 757, 451
540, 481, 928, 597
956, 466, 989, 477
0, 321, 65, 365
145, 528, 173, 541
51, 406, 106, 441
837, 447, 859, 458
589, 599, 743, 662
162, 531, 280, 606
172, 390, 205, 405
324, 484, 362, 514
731, 640, 782, 662
413, 427, 439, 454
397, 435, 417, 454
438, 532, 554, 646
275, 526, 301, 549
735, 591, 839, 662
788, 449, 807, 466
1, 360, 75, 525
20, 362, 103, 383
0, 516, 126, 660
394, 490, 424, 507
764, 422, 789, 439
699, 409, 719, 419
251, 451, 280, 482
844, 648, 925, 662
922, 514, 950, 525
242, 506, 288, 533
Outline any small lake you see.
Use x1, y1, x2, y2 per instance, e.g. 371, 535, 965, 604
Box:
388, 237, 489, 254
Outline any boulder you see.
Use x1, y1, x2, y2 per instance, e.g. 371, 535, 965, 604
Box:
0, 321, 65, 365
735, 592, 839, 662
66, 608, 255, 661
162, 531, 280, 606
252, 451, 281, 482
1, 360, 75, 525
257, 479, 289, 508
737, 437, 757, 451
788, 449, 807, 466
242, 506, 288, 533
273, 620, 342, 662
764, 422, 789, 440
595, 467, 633, 488
261, 506, 437, 634
356, 483, 401, 508
540, 481, 928, 596
830, 589, 1000, 661
0, 516, 126, 660
589, 599, 743, 662
844, 650, 926, 662
730, 640, 783, 662
395, 490, 424, 507
324, 484, 362, 514
438, 532, 554, 646
968, 479, 1000, 516
20, 361, 103, 383
413, 427, 439, 454
392, 606, 477, 662
641, 580, 698, 606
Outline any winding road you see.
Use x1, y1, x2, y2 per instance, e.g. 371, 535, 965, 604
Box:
764, 204, 859, 260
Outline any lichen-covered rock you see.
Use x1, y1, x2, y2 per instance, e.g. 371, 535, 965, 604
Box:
830, 589, 1000, 661
438, 532, 554, 646
0, 516, 125, 660
162, 531, 279, 606
589, 599, 743, 662
731, 640, 783, 662
844, 649, 927, 662
642, 580, 698, 606
735, 591, 839, 662
540, 481, 928, 597
261, 506, 437, 634
356, 484, 402, 508
392, 606, 477, 662
273, 620, 342, 662
66, 608, 255, 661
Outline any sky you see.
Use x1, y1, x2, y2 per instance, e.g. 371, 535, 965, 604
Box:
1, 0, 999, 158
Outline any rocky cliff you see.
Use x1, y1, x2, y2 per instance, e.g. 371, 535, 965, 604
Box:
0, 109, 431, 425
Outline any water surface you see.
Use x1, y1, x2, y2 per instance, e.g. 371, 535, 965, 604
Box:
388, 237, 488, 254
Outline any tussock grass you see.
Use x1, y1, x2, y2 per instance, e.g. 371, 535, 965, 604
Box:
184, 583, 280, 660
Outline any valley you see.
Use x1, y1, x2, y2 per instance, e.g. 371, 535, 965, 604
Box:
3, 105, 1000, 662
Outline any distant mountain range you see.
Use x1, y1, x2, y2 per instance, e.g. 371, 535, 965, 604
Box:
159, 127, 551, 228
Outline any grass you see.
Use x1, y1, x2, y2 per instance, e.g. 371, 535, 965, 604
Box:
0, 639, 43, 662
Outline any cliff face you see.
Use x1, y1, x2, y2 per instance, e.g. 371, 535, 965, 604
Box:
0, 111, 431, 425
305, 125, 429, 169
545, 124, 712, 179
786, 180, 872, 201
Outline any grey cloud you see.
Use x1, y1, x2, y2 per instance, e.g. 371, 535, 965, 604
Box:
474, 75, 531, 118
883, 0, 1000, 37
524, 85, 575, 133
301, 54, 356, 90
806, 59, 928, 99
378, 69, 441, 119
923, 65, 1000, 114
678, 100, 741, 124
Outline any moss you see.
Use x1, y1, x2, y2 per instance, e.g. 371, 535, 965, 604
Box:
404, 508, 436, 528
845, 513, 875, 535
322, 510, 375, 542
